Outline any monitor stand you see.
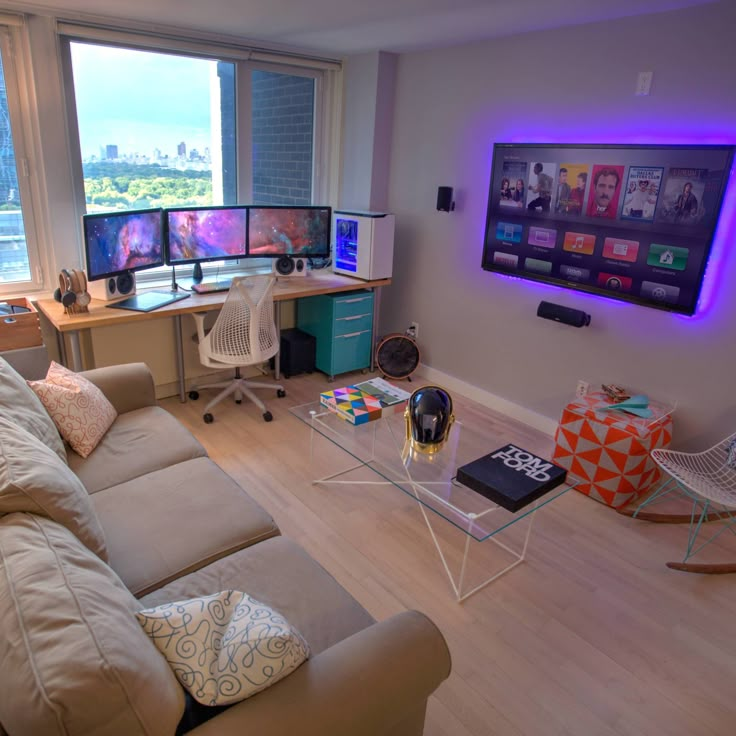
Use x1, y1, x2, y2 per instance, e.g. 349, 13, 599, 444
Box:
192, 263, 203, 284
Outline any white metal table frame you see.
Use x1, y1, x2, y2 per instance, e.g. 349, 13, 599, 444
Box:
299, 405, 568, 602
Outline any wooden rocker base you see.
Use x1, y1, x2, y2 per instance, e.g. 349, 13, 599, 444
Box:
666, 561, 736, 574
617, 507, 724, 524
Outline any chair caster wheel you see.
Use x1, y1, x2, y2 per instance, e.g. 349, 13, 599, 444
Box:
235, 399, 242, 404
188, 391, 199, 400
203, 413, 214, 424
263, 411, 273, 422
277, 389, 286, 398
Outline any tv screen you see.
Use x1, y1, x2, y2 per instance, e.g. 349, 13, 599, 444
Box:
481, 143, 734, 315
83, 208, 164, 281
248, 206, 331, 258
165, 206, 248, 266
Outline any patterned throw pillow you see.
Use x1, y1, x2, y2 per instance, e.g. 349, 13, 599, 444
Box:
27, 362, 117, 458
136, 591, 310, 706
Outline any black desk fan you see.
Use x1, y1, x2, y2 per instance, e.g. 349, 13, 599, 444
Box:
374, 333, 420, 381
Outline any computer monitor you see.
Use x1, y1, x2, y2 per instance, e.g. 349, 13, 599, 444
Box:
83, 207, 164, 281
248, 206, 331, 258
165, 205, 248, 266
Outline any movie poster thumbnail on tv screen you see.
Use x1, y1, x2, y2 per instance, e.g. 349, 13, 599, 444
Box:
483, 144, 733, 314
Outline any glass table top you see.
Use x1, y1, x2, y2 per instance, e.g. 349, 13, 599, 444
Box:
290, 402, 573, 542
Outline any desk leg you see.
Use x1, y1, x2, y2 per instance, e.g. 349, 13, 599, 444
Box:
56, 328, 68, 367
69, 330, 83, 372
174, 314, 186, 402
274, 301, 282, 380
370, 287, 382, 372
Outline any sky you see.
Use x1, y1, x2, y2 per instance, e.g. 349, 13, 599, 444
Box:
70, 43, 226, 160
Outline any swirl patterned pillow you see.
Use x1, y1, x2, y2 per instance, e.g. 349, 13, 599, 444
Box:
27, 362, 117, 458
136, 590, 310, 706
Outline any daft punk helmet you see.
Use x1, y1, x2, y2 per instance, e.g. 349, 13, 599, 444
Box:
404, 385, 455, 455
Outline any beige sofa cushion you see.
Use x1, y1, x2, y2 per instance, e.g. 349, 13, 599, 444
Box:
0, 356, 66, 462
92, 457, 279, 597
0, 416, 108, 560
67, 405, 207, 493
0, 513, 184, 736
139, 536, 376, 657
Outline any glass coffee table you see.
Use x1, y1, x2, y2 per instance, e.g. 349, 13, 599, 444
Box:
290, 402, 574, 602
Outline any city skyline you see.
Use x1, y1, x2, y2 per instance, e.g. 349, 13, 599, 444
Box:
71, 43, 220, 161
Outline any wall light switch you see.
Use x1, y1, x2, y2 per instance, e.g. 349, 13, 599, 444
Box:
635, 71, 653, 96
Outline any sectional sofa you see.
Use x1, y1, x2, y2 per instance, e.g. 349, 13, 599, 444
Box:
0, 358, 451, 736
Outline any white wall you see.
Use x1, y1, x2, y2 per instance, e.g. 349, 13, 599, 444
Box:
382, 1, 736, 449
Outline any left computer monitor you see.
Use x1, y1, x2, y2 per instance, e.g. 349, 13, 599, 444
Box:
83, 207, 164, 281
165, 205, 248, 266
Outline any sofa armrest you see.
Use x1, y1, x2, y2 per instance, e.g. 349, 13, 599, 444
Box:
189, 610, 451, 736
79, 363, 156, 415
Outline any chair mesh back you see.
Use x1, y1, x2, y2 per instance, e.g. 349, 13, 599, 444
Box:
200, 276, 279, 366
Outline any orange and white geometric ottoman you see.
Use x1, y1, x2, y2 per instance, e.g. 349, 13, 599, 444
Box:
552, 392, 673, 509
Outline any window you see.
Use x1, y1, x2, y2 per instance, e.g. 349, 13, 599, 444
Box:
65, 36, 331, 280
0, 25, 42, 292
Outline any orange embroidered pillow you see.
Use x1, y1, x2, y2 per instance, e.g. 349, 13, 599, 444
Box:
28, 362, 117, 459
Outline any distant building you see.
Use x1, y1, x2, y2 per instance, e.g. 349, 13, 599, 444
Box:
105, 144, 118, 160
177, 141, 186, 158
0, 64, 20, 205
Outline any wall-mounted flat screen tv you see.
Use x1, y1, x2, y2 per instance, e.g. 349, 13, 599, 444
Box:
481, 143, 734, 315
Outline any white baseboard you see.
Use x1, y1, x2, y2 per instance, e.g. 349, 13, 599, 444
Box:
413, 364, 557, 437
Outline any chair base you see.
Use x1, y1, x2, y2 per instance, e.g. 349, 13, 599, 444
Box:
189, 373, 285, 422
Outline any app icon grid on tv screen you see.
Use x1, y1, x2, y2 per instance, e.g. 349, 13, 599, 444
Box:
482, 143, 734, 315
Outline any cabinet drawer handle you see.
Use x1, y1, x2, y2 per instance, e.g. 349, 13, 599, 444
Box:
337, 331, 367, 339
337, 314, 370, 321
340, 297, 371, 304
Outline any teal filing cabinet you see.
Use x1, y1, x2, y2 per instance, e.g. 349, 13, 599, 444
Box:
297, 290, 374, 380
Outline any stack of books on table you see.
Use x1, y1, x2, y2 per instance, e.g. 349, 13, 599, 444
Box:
320, 377, 412, 425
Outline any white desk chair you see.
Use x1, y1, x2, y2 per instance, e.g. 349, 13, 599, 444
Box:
188, 275, 285, 423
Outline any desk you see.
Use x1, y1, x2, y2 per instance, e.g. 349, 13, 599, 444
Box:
36, 273, 391, 401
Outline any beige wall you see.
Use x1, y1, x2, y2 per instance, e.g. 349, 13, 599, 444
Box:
381, 2, 736, 449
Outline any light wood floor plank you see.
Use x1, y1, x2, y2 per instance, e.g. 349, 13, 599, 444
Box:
161, 370, 736, 736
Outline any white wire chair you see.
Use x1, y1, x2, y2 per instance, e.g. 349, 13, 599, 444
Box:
188, 275, 286, 423
634, 431, 736, 572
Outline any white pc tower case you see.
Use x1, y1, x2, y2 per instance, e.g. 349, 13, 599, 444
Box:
333, 211, 395, 280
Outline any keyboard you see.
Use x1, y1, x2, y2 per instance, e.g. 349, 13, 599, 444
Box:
192, 280, 232, 294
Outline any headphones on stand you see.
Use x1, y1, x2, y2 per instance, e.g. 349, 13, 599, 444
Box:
53, 269, 91, 314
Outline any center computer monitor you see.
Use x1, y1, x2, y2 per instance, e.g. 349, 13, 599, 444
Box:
248, 206, 331, 258
83, 207, 164, 281
165, 205, 248, 266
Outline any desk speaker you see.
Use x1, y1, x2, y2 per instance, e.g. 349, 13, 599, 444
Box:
537, 300, 591, 328
87, 272, 136, 301
272, 256, 307, 278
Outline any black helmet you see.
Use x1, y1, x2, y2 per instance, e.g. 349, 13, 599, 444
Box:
404, 385, 455, 455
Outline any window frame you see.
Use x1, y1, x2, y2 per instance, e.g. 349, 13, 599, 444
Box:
0, 21, 45, 295
59, 28, 340, 284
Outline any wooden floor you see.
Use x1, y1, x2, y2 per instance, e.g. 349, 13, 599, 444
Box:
161, 371, 736, 736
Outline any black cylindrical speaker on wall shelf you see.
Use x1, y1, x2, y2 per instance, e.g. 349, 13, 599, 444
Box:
436, 186, 455, 212
537, 300, 591, 328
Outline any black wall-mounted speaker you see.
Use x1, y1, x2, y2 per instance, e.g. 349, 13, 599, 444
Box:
537, 300, 591, 328
436, 186, 455, 212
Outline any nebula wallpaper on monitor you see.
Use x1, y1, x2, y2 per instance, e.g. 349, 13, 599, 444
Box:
84, 208, 164, 280
166, 207, 247, 265
248, 207, 331, 257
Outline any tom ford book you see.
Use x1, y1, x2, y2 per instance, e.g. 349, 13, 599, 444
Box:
456, 444, 567, 512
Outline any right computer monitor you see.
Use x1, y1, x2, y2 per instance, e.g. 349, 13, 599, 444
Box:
248, 206, 331, 258
165, 205, 248, 266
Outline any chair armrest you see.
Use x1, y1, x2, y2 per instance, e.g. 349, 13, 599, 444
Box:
79, 362, 156, 414
189, 610, 451, 736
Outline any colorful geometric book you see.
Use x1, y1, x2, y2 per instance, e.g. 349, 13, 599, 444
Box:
320, 378, 411, 425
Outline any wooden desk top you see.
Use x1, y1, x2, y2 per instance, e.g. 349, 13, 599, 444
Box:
36, 273, 391, 333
